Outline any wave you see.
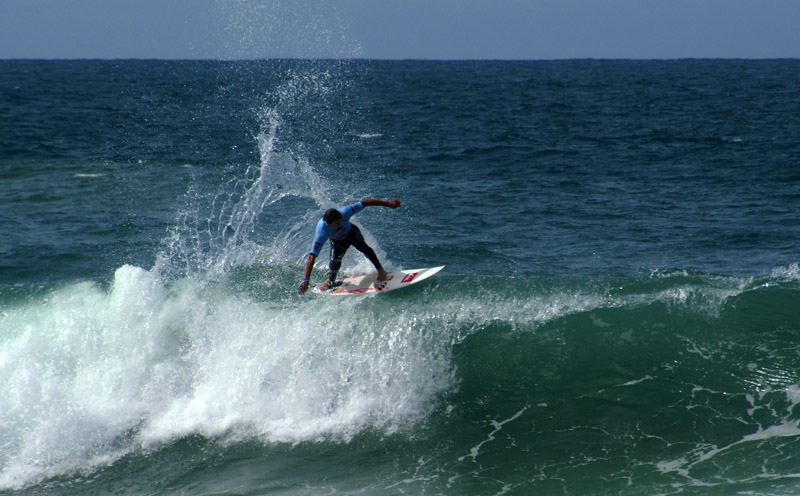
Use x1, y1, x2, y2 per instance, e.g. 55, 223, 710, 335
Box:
2, 258, 799, 489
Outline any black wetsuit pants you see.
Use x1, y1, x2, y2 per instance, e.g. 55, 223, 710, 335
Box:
329, 225, 382, 282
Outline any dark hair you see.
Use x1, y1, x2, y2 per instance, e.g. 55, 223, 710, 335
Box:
323, 208, 342, 224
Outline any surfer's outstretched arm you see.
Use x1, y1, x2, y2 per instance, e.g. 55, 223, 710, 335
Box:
298, 253, 317, 295
362, 198, 401, 209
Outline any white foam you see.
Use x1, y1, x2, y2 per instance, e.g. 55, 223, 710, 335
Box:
458, 406, 528, 463
656, 384, 800, 482
620, 375, 654, 387
0, 264, 456, 489
770, 263, 800, 281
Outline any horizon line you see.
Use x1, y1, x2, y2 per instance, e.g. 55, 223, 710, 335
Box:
2, 56, 799, 63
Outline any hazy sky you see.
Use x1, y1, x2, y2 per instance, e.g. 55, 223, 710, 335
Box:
1, 0, 799, 60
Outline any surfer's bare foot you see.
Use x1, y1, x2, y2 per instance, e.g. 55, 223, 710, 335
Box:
320, 279, 332, 290
377, 268, 388, 282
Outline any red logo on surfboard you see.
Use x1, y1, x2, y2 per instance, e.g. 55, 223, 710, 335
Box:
401, 272, 418, 283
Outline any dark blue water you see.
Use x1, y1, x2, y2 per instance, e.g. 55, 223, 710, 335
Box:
1, 59, 800, 495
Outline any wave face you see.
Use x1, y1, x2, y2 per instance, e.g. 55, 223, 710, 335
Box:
1, 59, 800, 495
3, 267, 800, 494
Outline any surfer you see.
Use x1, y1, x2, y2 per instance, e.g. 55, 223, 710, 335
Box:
298, 198, 402, 295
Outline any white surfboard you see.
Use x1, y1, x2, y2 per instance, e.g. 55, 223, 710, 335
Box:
312, 266, 444, 295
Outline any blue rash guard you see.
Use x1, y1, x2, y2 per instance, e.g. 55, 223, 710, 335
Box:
309, 202, 365, 256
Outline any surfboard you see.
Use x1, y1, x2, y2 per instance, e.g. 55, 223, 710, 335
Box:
312, 266, 444, 295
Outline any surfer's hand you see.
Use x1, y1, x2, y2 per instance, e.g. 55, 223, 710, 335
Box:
298, 280, 309, 295
387, 199, 401, 209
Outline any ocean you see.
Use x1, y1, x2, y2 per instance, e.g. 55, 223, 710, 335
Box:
1, 59, 799, 495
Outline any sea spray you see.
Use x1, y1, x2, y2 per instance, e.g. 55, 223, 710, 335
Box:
155, 67, 372, 279
156, 109, 328, 277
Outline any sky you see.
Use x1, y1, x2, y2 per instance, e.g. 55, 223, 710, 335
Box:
1, 0, 799, 60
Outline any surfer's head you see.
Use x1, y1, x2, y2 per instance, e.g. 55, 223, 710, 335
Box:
323, 208, 343, 228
